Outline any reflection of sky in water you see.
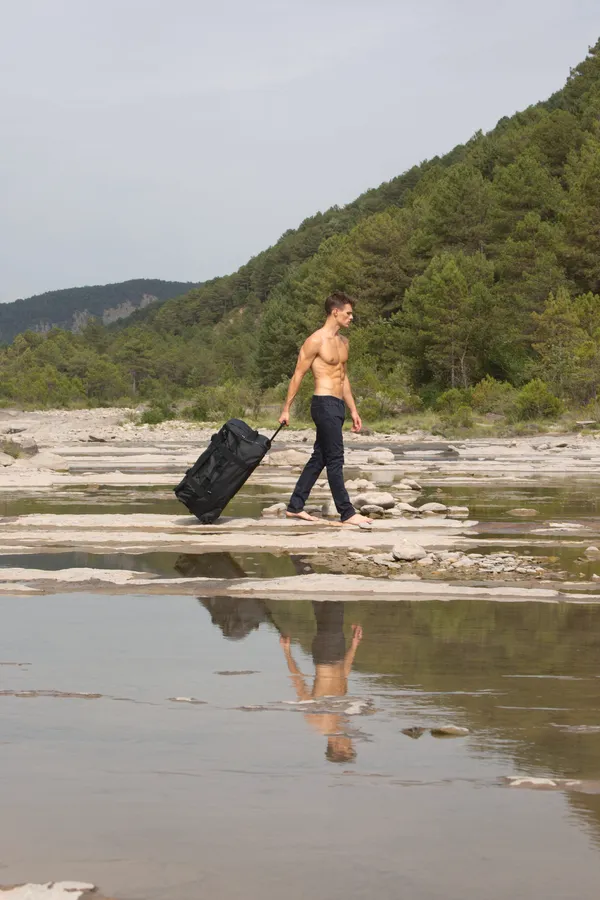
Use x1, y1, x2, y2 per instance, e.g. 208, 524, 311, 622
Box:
1, 593, 600, 899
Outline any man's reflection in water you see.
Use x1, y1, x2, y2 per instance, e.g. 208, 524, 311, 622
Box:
280, 601, 362, 763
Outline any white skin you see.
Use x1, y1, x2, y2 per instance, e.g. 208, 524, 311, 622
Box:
279, 302, 372, 526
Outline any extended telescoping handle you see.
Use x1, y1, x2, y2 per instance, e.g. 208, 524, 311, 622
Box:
269, 422, 287, 443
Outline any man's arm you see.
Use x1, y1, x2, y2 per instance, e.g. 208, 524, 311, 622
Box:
279, 335, 320, 425
342, 373, 362, 433
343, 624, 363, 677
280, 636, 311, 701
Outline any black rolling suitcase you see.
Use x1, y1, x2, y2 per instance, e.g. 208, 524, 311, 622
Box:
174, 419, 285, 524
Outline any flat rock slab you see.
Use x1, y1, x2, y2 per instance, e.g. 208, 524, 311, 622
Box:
0, 513, 477, 555
0, 884, 99, 899
1, 568, 597, 603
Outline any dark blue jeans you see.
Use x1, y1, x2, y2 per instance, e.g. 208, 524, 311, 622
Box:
287, 395, 356, 522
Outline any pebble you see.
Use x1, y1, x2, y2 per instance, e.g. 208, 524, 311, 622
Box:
430, 725, 470, 737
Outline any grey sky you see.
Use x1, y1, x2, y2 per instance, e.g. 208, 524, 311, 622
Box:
1, 0, 599, 303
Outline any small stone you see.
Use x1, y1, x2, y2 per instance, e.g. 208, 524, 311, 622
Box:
402, 726, 426, 739
430, 725, 470, 737
354, 491, 396, 510
0, 451, 15, 467
451, 556, 477, 568
401, 479, 422, 491
416, 556, 435, 567
321, 500, 338, 517
261, 502, 286, 517
585, 546, 600, 557
418, 502, 448, 513
267, 449, 311, 467
88, 434, 107, 442
392, 540, 427, 562
395, 501, 419, 513
360, 504, 385, 517
507, 508, 539, 516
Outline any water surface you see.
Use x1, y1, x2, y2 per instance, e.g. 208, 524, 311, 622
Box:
1, 593, 600, 900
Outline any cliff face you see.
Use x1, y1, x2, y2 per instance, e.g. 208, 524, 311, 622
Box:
0, 279, 197, 343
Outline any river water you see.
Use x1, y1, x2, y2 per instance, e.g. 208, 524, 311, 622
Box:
1, 591, 600, 899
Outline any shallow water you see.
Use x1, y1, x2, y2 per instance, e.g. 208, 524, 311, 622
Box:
0, 550, 308, 579
2, 593, 600, 899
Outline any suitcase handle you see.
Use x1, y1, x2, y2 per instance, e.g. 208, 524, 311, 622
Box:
269, 423, 287, 443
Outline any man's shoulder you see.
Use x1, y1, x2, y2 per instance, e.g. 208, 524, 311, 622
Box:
304, 329, 325, 349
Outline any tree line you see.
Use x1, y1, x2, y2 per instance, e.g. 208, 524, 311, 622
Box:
2, 40, 600, 425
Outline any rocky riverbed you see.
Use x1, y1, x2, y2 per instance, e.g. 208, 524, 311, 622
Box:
2, 408, 600, 600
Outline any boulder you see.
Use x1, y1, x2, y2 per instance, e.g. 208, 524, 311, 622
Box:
0, 451, 16, 467
507, 508, 539, 516
261, 502, 286, 517
31, 451, 69, 471
354, 491, 395, 510
360, 504, 385, 518
2, 435, 38, 457
367, 449, 394, 464
585, 545, 600, 557
267, 449, 311, 467
401, 479, 422, 491
418, 502, 448, 513
392, 540, 427, 562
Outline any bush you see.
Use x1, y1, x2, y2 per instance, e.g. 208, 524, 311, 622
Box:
513, 379, 563, 420
139, 400, 176, 425
435, 388, 473, 415
471, 376, 517, 414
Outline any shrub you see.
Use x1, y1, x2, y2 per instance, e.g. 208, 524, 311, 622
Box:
139, 401, 176, 425
435, 388, 473, 415
471, 375, 517, 414
513, 379, 563, 420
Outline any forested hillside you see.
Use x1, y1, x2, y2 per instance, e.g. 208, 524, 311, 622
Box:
0, 278, 197, 343
2, 40, 600, 423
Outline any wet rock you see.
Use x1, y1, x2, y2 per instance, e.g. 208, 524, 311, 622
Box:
402, 726, 426, 739
267, 449, 311, 466
261, 502, 286, 517
430, 725, 470, 737
401, 479, 422, 491
507, 508, 539, 516
361, 504, 385, 517
584, 545, 600, 557
392, 540, 427, 562
354, 491, 395, 510
0, 452, 15, 467
418, 502, 447, 513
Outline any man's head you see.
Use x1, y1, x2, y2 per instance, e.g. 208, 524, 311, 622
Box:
325, 734, 357, 764
324, 291, 355, 328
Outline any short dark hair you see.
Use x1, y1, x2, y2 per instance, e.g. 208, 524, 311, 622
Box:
324, 291, 355, 316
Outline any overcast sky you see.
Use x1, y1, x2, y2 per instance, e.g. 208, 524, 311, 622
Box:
1, 0, 599, 303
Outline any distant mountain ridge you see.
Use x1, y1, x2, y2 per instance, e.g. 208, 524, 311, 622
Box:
0, 278, 198, 343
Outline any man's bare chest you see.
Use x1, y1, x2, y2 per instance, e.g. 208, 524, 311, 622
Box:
318, 338, 347, 367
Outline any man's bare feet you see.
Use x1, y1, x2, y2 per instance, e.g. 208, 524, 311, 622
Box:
286, 510, 322, 522
342, 513, 373, 526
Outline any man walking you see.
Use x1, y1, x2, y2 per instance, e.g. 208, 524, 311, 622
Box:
279, 292, 372, 526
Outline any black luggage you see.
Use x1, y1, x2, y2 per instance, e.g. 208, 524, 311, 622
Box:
174, 418, 285, 524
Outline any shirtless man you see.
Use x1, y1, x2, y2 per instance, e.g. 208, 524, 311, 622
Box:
280, 602, 363, 763
279, 291, 372, 526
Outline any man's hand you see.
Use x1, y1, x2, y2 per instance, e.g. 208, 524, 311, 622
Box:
351, 410, 362, 433
351, 624, 363, 646
279, 408, 290, 426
